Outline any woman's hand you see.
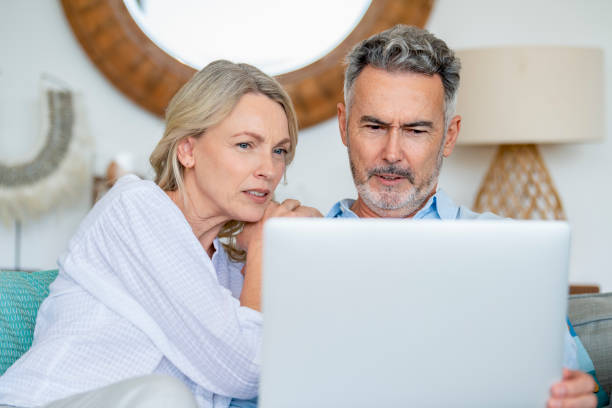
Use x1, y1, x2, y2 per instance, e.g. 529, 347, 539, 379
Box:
238, 199, 322, 311
236, 199, 322, 251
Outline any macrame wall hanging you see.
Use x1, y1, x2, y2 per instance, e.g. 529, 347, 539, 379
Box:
0, 79, 92, 225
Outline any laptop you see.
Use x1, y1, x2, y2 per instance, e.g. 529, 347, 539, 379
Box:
259, 218, 570, 408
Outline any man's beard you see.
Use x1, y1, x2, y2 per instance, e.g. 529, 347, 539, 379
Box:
348, 139, 445, 217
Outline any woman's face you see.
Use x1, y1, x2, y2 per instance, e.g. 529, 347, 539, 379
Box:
179, 93, 291, 223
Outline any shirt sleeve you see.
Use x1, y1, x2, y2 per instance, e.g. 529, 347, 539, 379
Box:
563, 328, 579, 370
60, 183, 262, 399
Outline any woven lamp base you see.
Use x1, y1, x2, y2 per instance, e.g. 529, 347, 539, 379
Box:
473, 144, 565, 220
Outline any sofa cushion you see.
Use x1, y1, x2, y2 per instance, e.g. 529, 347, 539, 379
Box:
568, 318, 610, 407
0, 269, 59, 375
569, 292, 612, 400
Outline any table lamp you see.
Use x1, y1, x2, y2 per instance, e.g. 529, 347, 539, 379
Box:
454, 46, 604, 219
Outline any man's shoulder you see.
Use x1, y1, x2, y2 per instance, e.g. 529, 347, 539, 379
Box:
456, 205, 501, 220
434, 189, 501, 220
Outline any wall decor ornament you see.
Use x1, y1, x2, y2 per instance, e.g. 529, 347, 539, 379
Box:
0, 85, 92, 224
60, 0, 434, 129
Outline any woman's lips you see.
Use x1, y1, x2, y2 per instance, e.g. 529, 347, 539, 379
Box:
243, 189, 269, 204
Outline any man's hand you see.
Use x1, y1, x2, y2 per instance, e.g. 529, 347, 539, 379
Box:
547, 369, 597, 408
236, 199, 323, 251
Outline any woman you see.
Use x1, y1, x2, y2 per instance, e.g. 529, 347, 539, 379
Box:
0, 60, 319, 408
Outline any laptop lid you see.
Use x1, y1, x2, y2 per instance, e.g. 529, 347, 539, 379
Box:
260, 219, 570, 408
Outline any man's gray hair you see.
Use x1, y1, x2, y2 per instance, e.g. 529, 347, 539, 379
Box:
344, 24, 461, 128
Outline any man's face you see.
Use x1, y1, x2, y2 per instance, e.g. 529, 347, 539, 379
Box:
337, 66, 460, 218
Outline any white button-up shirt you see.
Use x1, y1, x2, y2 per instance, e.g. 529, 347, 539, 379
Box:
0, 175, 261, 408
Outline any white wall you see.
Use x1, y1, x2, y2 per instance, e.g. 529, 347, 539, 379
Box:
1, 1, 611, 290
0, 1, 164, 271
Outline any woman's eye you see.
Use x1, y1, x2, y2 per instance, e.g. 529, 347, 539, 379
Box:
237, 142, 250, 149
273, 148, 288, 155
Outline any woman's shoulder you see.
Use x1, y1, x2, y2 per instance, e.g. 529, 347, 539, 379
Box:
69, 175, 177, 244
106, 174, 162, 202
92, 175, 173, 215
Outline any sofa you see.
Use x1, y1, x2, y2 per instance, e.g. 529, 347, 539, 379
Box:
568, 292, 612, 405
1, 270, 611, 405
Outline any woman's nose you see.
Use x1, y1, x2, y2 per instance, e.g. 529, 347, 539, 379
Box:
255, 153, 276, 179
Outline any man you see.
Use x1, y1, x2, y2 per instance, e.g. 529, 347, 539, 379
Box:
329, 24, 602, 408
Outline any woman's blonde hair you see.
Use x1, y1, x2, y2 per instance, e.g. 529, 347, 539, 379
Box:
150, 60, 299, 262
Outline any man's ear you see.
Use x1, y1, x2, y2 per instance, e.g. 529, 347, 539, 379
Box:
176, 137, 196, 168
442, 115, 461, 157
337, 102, 348, 147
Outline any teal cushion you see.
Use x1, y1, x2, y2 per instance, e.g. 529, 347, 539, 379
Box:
0, 269, 58, 375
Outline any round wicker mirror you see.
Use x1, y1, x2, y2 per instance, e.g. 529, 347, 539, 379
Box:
61, 0, 434, 128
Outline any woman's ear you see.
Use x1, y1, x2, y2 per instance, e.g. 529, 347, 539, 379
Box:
176, 137, 196, 168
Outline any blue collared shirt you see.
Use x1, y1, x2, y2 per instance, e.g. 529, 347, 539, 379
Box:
327, 189, 580, 371
327, 189, 497, 220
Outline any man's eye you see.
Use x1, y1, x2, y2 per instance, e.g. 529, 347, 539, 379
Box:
407, 129, 426, 135
366, 124, 384, 131
237, 142, 251, 149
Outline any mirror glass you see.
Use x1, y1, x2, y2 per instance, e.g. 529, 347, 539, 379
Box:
123, 0, 372, 76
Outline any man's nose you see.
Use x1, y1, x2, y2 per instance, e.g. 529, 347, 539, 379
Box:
381, 129, 401, 164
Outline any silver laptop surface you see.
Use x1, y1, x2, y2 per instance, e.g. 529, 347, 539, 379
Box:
260, 219, 570, 408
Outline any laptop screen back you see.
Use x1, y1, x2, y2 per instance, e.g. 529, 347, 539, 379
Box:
260, 219, 570, 408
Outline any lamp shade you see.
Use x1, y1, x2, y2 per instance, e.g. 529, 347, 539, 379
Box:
455, 46, 604, 145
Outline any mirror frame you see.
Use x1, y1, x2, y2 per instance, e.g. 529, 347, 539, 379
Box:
61, 0, 434, 128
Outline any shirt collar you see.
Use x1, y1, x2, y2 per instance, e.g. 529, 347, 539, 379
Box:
433, 189, 461, 220
326, 188, 460, 220
326, 198, 358, 218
